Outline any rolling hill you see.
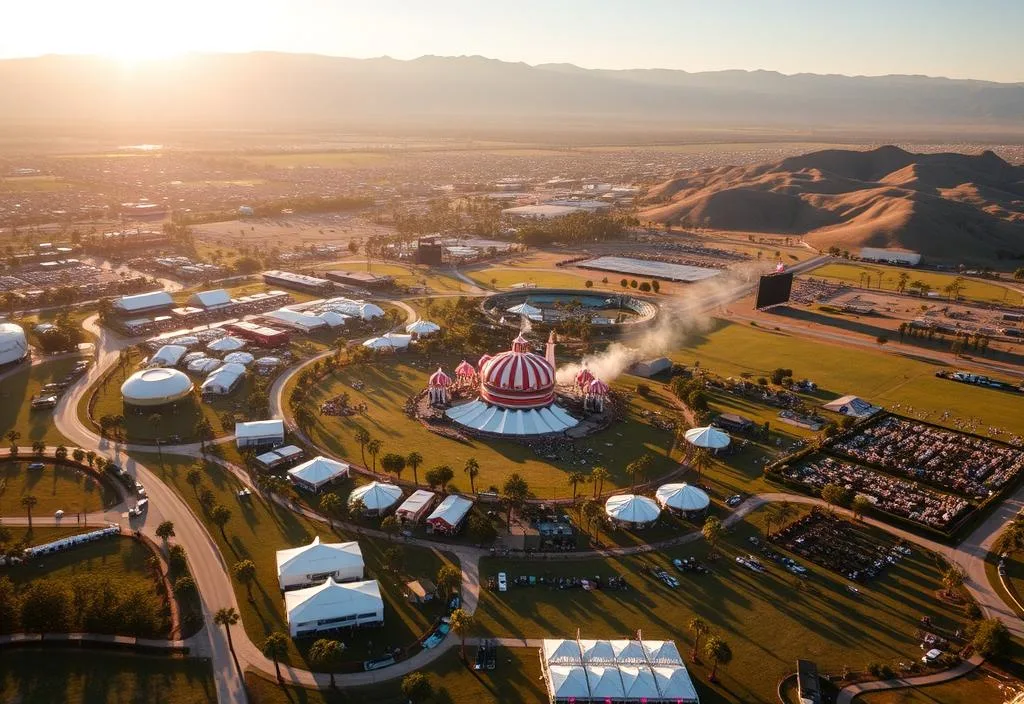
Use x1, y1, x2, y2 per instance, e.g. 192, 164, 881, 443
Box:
639, 146, 1024, 263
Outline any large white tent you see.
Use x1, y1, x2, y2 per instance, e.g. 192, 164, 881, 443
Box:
506, 302, 541, 317
121, 368, 194, 406
223, 351, 255, 367
287, 456, 349, 493
362, 333, 412, 351
684, 426, 731, 449
148, 344, 187, 367
207, 336, 247, 352
235, 419, 285, 449
655, 483, 710, 514
349, 481, 403, 515
264, 308, 326, 332
284, 577, 383, 637
187, 357, 222, 374
200, 362, 246, 396
604, 495, 661, 526
320, 298, 384, 320
317, 310, 350, 328
275, 536, 364, 590
0, 322, 27, 366
822, 395, 881, 418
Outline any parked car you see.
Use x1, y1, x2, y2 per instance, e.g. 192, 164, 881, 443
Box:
497, 572, 507, 592
28, 462, 45, 470
726, 494, 743, 507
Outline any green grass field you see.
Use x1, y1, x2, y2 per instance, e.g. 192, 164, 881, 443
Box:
132, 451, 452, 667
0, 526, 95, 549
854, 672, 1011, 703
324, 262, 466, 293
290, 357, 682, 498
245, 648, 546, 704
0, 650, 216, 704
669, 319, 1024, 437
4, 535, 158, 588
803, 262, 1023, 306
466, 267, 600, 291
0, 460, 119, 515
475, 505, 968, 704
0, 358, 82, 445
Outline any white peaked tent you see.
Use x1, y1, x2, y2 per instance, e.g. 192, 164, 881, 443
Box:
362, 333, 412, 351
543, 639, 582, 665
187, 357, 222, 374
619, 666, 661, 701
643, 640, 684, 665
547, 665, 590, 702
580, 639, 616, 663
586, 665, 626, 700
605, 495, 661, 526
223, 351, 255, 366
149, 344, 187, 367
276, 536, 364, 590
655, 483, 710, 513
284, 577, 383, 637
684, 426, 731, 449
652, 666, 700, 702
405, 319, 440, 336
348, 481, 403, 515
317, 310, 350, 328
207, 336, 246, 352
506, 302, 541, 317
610, 639, 649, 664
822, 394, 881, 418
287, 456, 349, 493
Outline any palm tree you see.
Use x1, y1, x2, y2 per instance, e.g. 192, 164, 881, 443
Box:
5, 429, 20, 454
688, 617, 709, 661
354, 428, 371, 466
449, 607, 474, 660
211, 504, 233, 541
942, 565, 965, 599
186, 468, 203, 497
214, 607, 240, 653
156, 520, 175, 545
319, 492, 341, 529
690, 449, 712, 482
993, 517, 1024, 556
567, 471, 586, 502
702, 516, 722, 556
581, 499, 602, 541
406, 451, 423, 486
21, 495, 38, 529
309, 638, 346, 688
32, 440, 45, 456
366, 439, 382, 472
436, 564, 461, 601
262, 632, 289, 683
232, 559, 258, 601
464, 458, 480, 494
704, 635, 732, 682
763, 503, 782, 538
590, 466, 610, 498
502, 473, 530, 531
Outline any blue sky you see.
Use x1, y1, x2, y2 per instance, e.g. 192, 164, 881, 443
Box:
3, 0, 1023, 82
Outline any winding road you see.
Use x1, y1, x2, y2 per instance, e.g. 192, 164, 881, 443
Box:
7, 262, 1017, 703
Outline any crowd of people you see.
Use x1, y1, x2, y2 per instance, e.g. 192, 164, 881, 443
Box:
320, 391, 367, 416
782, 456, 969, 530
830, 416, 1024, 499
771, 508, 908, 582
790, 278, 847, 304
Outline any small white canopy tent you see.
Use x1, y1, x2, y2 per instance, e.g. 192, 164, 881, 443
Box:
207, 336, 247, 352
348, 481, 403, 515
187, 357, 222, 374
684, 425, 731, 449
284, 577, 383, 637
287, 456, 349, 493
655, 483, 710, 513
822, 394, 881, 418
317, 310, 350, 328
275, 536, 364, 590
605, 495, 661, 526
506, 302, 541, 317
405, 319, 440, 336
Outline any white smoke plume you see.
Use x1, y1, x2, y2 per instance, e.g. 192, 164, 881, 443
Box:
555, 264, 768, 385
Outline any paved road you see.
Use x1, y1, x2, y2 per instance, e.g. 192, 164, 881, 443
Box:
836, 654, 984, 704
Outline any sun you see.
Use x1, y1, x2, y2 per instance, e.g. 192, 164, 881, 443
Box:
102, 36, 186, 64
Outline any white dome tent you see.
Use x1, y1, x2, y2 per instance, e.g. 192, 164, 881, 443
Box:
207, 336, 247, 353
655, 483, 710, 516
604, 494, 661, 527
683, 426, 731, 450
0, 322, 29, 366
187, 357, 222, 374
121, 368, 194, 407
223, 351, 255, 367
348, 481, 403, 516
405, 319, 440, 336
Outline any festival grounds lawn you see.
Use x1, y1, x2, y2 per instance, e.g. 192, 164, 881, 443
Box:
802, 261, 1023, 306
669, 319, 1024, 438
291, 357, 682, 498
4, 535, 157, 587
245, 648, 547, 704
853, 671, 1010, 703
474, 506, 968, 704
131, 451, 453, 667
0, 459, 119, 516
0, 649, 217, 704
0, 525, 94, 548
0, 357, 82, 445
466, 266, 610, 291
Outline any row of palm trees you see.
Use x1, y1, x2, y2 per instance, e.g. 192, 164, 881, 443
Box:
688, 617, 733, 682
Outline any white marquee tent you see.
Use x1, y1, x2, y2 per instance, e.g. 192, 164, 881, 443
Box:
348, 481, 403, 515
223, 351, 255, 367
655, 483, 710, 513
547, 665, 590, 702
287, 456, 349, 493
405, 319, 440, 336
822, 395, 881, 418
684, 426, 731, 449
362, 333, 412, 351
148, 344, 187, 367
604, 495, 661, 526
284, 577, 383, 637
276, 536, 364, 590
207, 336, 247, 352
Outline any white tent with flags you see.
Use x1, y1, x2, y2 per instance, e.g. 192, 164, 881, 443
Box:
604, 495, 661, 526
684, 425, 731, 449
655, 483, 710, 513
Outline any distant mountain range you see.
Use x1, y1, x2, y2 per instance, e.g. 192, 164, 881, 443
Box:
639, 146, 1024, 262
1, 53, 1023, 135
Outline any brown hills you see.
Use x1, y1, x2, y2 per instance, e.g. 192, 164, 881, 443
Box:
640, 146, 1024, 262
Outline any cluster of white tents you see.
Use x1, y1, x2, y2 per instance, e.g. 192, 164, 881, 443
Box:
540, 638, 699, 703
267, 297, 386, 333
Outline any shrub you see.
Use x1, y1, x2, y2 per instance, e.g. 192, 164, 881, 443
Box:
638, 282, 651, 292
635, 383, 651, 397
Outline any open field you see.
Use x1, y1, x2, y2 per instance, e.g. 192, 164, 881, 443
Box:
466, 267, 605, 291
670, 319, 1024, 438
131, 451, 451, 666
241, 151, 395, 168
854, 671, 1014, 703
0, 460, 118, 516
4, 535, 159, 589
802, 262, 1024, 306
0, 650, 216, 704
326, 262, 466, 293
245, 647, 546, 704
474, 505, 968, 704
291, 357, 682, 498
0, 357, 83, 445
0, 526, 94, 548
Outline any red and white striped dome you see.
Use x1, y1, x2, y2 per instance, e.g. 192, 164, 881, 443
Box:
477, 354, 493, 370
575, 367, 595, 387
588, 378, 610, 395
454, 360, 476, 377
428, 367, 452, 388
479, 335, 556, 409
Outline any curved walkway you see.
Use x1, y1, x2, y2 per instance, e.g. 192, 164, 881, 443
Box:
836, 654, 984, 704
